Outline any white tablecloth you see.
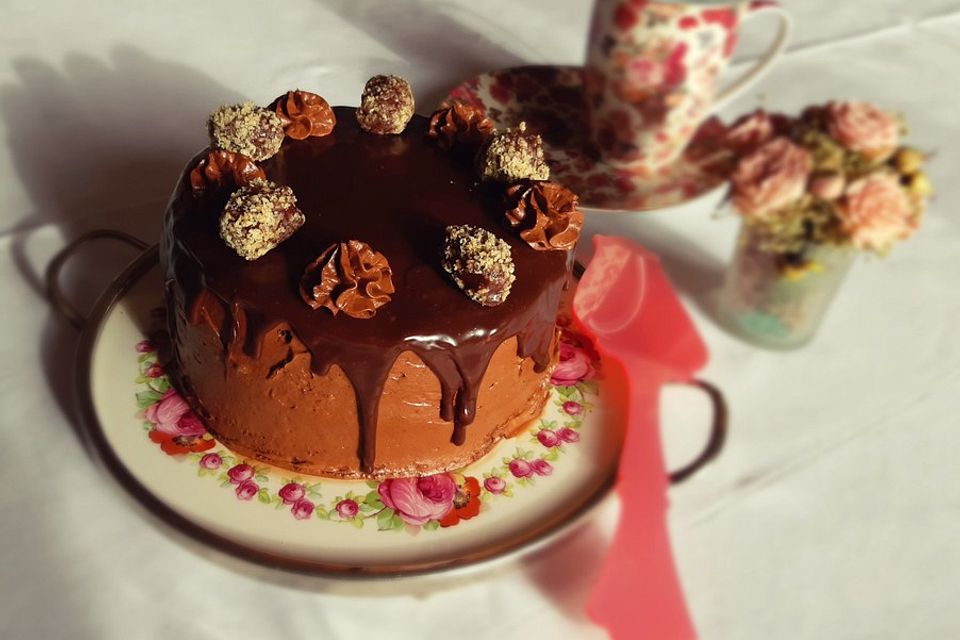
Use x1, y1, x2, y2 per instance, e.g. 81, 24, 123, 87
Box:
2, 2, 958, 638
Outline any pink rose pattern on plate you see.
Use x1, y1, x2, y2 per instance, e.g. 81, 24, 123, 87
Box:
144, 389, 206, 437
134, 313, 599, 531
378, 475, 457, 526
137, 342, 215, 455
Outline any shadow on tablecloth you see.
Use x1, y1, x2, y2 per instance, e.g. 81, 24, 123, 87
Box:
319, 0, 526, 108
0, 45, 250, 638
1, 45, 243, 422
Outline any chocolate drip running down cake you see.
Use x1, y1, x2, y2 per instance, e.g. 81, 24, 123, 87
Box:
161, 78, 584, 478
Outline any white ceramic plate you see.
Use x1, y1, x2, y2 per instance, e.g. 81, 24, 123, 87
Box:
75, 248, 627, 576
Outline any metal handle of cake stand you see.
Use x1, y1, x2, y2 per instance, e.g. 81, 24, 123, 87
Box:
47, 229, 149, 330
667, 378, 728, 485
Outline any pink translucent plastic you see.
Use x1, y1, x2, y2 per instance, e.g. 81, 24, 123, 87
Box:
574, 235, 708, 640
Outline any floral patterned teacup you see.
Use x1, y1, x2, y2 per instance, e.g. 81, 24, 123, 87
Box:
584, 0, 792, 174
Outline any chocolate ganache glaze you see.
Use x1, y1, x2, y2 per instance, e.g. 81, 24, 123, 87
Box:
162, 107, 570, 474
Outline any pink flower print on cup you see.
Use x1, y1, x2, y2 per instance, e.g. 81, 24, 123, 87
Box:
531, 459, 554, 477
624, 59, 665, 92
144, 389, 206, 438
484, 477, 507, 495
584, 0, 792, 172
226, 463, 254, 485
562, 400, 583, 415
508, 459, 533, 478
291, 498, 315, 520
537, 429, 560, 448
613, 3, 640, 31
278, 482, 305, 505
336, 499, 359, 519
199, 453, 222, 470
378, 474, 457, 526
235, 479, 259, 501
558, 427, 581, 444
551, 342, 596, 386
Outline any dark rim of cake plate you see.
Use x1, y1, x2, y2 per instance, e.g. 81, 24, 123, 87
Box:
65, 234, 726, 580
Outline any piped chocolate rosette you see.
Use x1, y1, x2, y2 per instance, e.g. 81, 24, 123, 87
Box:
160, 77, 583, 478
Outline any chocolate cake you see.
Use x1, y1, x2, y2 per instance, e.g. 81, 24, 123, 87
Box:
161, 81, 583, 478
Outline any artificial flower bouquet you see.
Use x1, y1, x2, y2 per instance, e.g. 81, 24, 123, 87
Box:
719, 101, 932, 348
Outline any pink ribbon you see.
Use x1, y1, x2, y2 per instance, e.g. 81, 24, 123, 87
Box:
574, 235, 709, 640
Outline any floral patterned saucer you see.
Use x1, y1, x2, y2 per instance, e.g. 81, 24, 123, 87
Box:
73, 247, 627, 576
444, 65, 734, 212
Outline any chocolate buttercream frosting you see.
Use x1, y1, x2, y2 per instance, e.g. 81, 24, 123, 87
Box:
427, 102, 495, 150
163, 107, 570, 472
300, 240, 395, 318
190, 150, 265, 198
270, 90, 336, 140
504, 181, 583, 251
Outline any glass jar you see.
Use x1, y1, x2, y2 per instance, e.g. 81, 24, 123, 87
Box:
718, 225, 855, 349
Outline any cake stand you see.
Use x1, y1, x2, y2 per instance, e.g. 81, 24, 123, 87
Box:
53, 230, 726, 578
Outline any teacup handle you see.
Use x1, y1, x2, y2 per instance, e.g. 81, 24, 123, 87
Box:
713, 1, 793, 113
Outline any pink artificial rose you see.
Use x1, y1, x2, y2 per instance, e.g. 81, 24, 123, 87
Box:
235, 479, 259, 501
378, 474, 457, 526
144, 389, 206, 437
838, 173, 917, 251
557, 427, 581, 444
551, 343, 596, 386
537, 429, 560, 448
291, 498, 315, 520
809, 173, 846, 201
562, 401, 582, 415
135, 340, 155, 353
199, 453, 222, 470
508, 459, 533, 478
227, 463, 254, 484
725, 110, 775, 155
484, 477, 507, 494
336, 499, 359, 519
278, 482, 305, 505
731, 137, 812, 218
826, 101, 899, 161
531, 459, 554, 477
144, 364, 164, 378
